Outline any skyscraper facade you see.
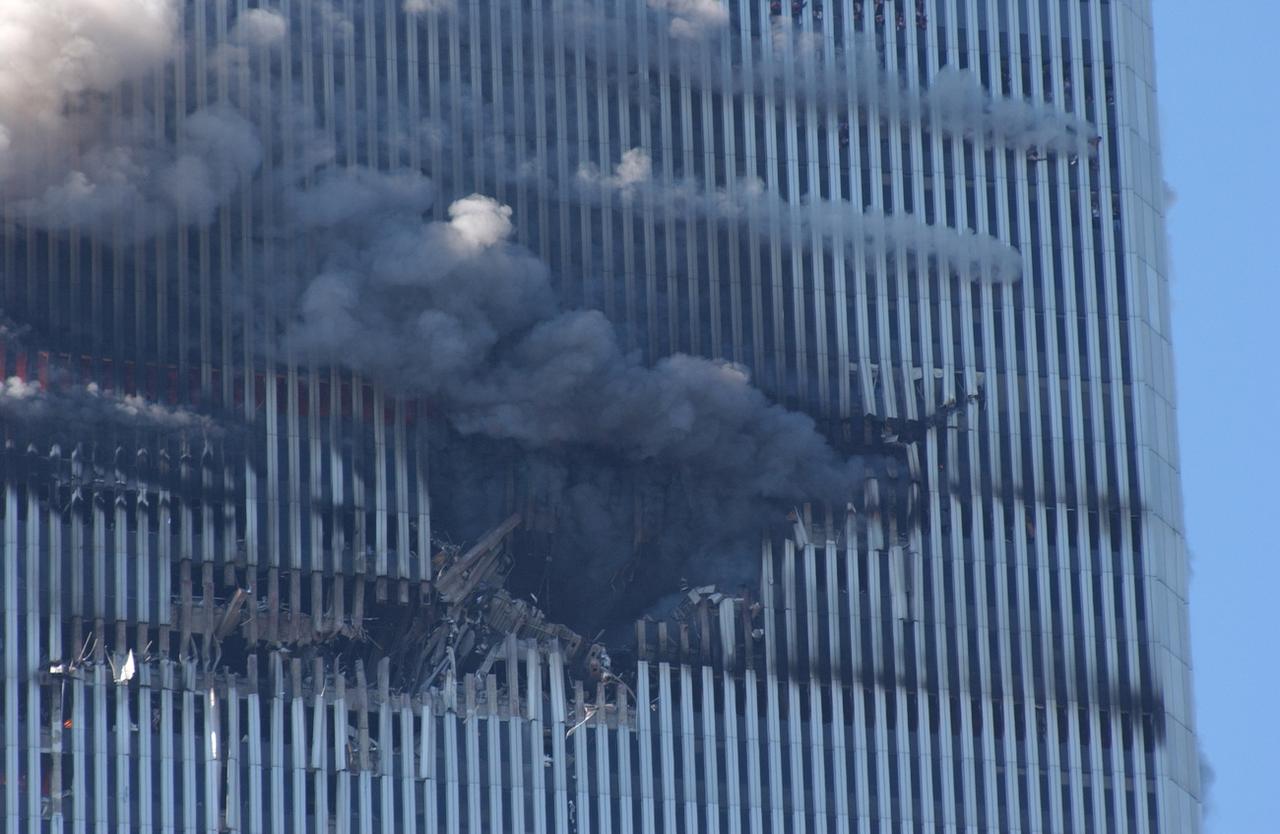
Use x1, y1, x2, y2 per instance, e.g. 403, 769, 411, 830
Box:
0, 1, 1200, 832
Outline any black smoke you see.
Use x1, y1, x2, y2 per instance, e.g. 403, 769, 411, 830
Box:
277, 168, 896, 628
0, 0, 1094, 633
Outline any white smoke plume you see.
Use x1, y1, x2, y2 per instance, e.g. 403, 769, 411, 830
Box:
229, 8, 288, 48
578, 148, 1024, 282
0, 376, 219, 437
648, 0, 730, 41
404, 0, 455, 14
0, 0, 266, 240
0, 0, 178, 181
594, 147, 655, 189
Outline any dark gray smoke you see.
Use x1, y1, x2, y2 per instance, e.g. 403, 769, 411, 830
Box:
558, 3, 1098, 155
9, 105, 264, 239
0, 376, 220, 438
285, 174, 865, 503
576, 148, 1025, 282
276, 161, 916, 628
0, 309, 218, 437
402, 2, 1095, 168
1198, 744, 1215, 823
426, 435, 791, 631
0, 1, 1058, 627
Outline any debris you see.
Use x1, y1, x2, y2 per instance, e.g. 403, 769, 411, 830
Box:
788, 508, 810, 547
110, 649, 136, 685
213, 588, 249, 640
413, 515, 609, 688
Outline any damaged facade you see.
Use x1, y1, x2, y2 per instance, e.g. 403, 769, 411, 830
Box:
0, 1, 1200, 833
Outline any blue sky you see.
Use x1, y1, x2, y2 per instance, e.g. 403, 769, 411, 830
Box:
1153, 2, 1280, 832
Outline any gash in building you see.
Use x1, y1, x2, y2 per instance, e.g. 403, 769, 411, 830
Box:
0, 1, 1201, 831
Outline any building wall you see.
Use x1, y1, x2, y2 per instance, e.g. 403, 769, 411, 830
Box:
1109, 2, 1198, 829
0, 1, 1199, 831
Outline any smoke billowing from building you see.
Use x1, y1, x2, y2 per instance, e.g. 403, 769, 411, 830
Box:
562, 2, 1098, 155
285, 177, 861, 503
576, 148, 1026, 282
0, 376, 220, 437
276, 166, 905, 626
227, 7, 289, 47
0, 1, 265, 239
0, 1, 179, 184
0, 2, 292, 251
403, 0, 456, 15
0, 0, 1084, 610
646, 0, 731, 40
0, 3, 1198, 830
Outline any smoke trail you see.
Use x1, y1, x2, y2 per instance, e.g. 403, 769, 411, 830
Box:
419, 0, 732, 41
405, 89, 1023, 281
923, 68, 1097, 155
0, 377, 221, 437
576, 147, 1025, 281
559, 2, 1097, 154
0, 309, 225, 442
